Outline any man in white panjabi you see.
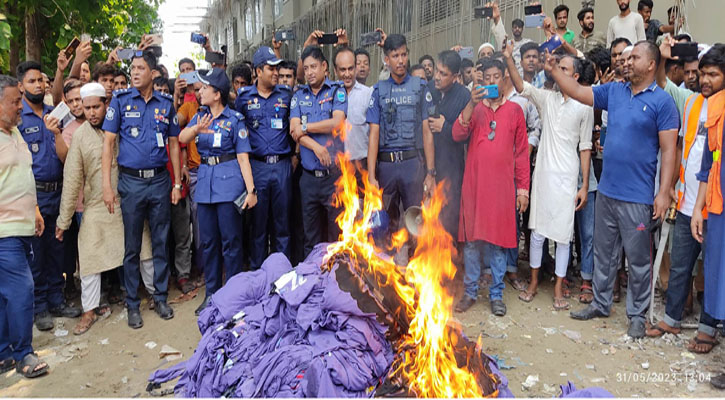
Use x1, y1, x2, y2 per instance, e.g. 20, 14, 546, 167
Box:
504, 45, 594, 310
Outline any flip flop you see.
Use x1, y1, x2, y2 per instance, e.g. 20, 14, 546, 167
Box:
553, 297, 570, 311
579, 284, 594, 304
0, 358, 15, 373
518, 290, 537, 303
507, 276, 528, 292
688, 336, 720, 354
645, 323, 680, 338
16, 353, 48, 379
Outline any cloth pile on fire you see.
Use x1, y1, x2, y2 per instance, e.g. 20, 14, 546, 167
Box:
147, 242, 610, 398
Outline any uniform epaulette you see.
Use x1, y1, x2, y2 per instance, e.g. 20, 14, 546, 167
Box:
277, 84, 291, 91
234, 111, 243, 120
238, 87, 246, 95
157, 91, 173, 100
113, 88, 130, 96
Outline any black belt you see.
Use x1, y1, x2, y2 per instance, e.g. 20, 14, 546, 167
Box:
119, 166, 166, 179
201, 154, 236, 166
251, 153, 290, 164
35, 180, 63, 192
303, 168, 333, 178
378, 149, 419, 163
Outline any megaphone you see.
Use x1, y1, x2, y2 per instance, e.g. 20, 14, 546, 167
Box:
404, 206, 423, 236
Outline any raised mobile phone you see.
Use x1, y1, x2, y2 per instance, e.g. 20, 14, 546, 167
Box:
671, 42, 698, 59
474, 6, 493, 19
318, 33, 338, 45
524, 4, 543, 15
190, 32, 207, 45
205, 51, 225, 65
360, 31, 382, 47
476, 84, 499, 99
458, 46, 474, 60
539, 35, 563, 53
179, 71, 201, 85
275, 30, 295, 42
147, 33, 163, 46
525, 14, 546, 28
117, 48, 137, 60
64, 37, 81, 58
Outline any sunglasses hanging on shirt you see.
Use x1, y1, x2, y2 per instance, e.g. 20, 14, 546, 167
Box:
488, 120, 496, 141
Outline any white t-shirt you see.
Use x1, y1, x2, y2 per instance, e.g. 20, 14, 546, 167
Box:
679, 102, 708, 217
607, 12, 646, 47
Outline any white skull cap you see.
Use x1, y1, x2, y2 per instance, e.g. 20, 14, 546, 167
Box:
80, 82, 106, 99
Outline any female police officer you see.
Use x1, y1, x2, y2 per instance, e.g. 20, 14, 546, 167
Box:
179, 69, 257, 315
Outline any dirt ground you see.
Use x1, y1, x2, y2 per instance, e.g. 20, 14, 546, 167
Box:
1, 265, 724, 398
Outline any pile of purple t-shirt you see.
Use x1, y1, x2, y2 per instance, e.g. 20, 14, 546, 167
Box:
148, 244, 521, 397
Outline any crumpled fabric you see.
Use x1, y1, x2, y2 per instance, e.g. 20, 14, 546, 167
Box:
560, 381, 614, 398
149, 243, 514, 398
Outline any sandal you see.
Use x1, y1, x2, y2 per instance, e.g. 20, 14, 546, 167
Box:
645, 322, 681, 338
687, 334, 720, 354
518, 290, 537, 303
553, 297, 571, 311
73, 311, 98, 336
0, 357, 15, 373
15, 353, 48, 378
95, 305, 112, 319
506, 275, 528, 292
562, 287, 572, 299
579, 283, 594, 304
479, 273, 493, 290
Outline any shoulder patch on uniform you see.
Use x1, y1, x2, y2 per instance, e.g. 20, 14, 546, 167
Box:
291, 96, 297, 109
238, 127, 248, 139
235, 111, 243, 120
368, 97, 374, 108
425, 92, 433, 102
336, 89, 346, 103
105, 107, 115, 121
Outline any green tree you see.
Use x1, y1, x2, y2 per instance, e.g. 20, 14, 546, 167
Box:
1, 0, 163, 75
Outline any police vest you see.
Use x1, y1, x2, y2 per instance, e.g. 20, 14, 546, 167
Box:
378, 76, 424, 150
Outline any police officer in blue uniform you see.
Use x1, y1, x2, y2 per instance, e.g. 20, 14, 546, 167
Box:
235, 47, 292, 270
181, 68, 257, 315
366, 34, 436, 243
101, 51, 182, 329
16, 61, 81, 332
290, 46, 347, 257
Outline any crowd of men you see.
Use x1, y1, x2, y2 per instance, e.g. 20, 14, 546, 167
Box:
1, 0, 725, 387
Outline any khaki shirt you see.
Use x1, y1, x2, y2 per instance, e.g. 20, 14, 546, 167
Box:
572, 31, 607, 54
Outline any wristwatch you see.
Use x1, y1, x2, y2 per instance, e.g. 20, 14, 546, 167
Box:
250, 187, 257, 195
301, 115, 308, 134
173, 183, 183, 190
427, 168, 437, 177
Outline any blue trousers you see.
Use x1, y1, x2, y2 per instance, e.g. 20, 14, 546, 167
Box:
29, 211, 65, 314
464, 241, 507, 301
117, 171, 171, 309
249, 159, 292, 269
300, 169, 341, 257
197, 202, 243, 296
575, 191, 596, 280
377, 156, 424, 217
0, 237, 35, 362
662, 212, 701, 327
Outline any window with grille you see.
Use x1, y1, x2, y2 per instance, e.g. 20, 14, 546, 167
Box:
419, 0, 461, 27
393, 0, 413, 33
245, 2, 254, 38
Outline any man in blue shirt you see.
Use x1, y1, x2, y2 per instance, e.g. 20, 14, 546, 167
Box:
101, 51, 182, 329
235, 47, 293, 269
366, 34, 436, 263
290, 46, 347, 257
17, 61, 81, 332
547, 40, 679, 338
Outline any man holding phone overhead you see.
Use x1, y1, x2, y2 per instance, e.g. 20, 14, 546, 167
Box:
452, 58, 529, 317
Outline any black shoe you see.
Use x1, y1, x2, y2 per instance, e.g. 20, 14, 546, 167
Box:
127, 308, 143, 329
710, 373, 725, 390
570, 305, 607, 320
627, 318, 646, 339
194, 296, 210, 316
491, 299, 507, 316
34, 311, 54, 331
154, 300, 174, 320
454, 296, 476, 313
49, 302, 82, 318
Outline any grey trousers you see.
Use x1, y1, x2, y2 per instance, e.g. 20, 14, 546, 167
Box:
170, 197, 192, 278
592, 193, 653, 322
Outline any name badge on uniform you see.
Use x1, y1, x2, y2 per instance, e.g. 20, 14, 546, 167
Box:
271, 118, 283, 129
125, 112, 141, 118
31, 143, 39, 153
24, 126, 40, 134
213, 132, 222, 148
131, 127, 139, 137
156, 132, 165, 148
248, 104, 261, 110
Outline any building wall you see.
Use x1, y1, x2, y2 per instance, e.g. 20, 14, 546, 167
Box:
201, 0, 722, 76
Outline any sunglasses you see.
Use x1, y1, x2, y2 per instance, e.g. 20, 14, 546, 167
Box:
488, 120, 496, 141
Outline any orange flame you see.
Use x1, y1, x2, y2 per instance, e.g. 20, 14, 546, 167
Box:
326, 148, 493, 397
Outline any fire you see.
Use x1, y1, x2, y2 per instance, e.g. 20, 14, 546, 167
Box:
325, 150, 497, 397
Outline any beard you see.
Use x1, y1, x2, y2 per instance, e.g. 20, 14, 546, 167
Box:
619, 2, 629, 11
25, 91, 45, 104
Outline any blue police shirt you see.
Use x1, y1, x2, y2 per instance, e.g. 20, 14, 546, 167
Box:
102, 87, 180, 169
234, 84, 292, 157
18, 99, 63, 182
593, 81, 680, 205
186, 105, 251, 204
366, 74, 433, 151
290, 79, 348, 171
